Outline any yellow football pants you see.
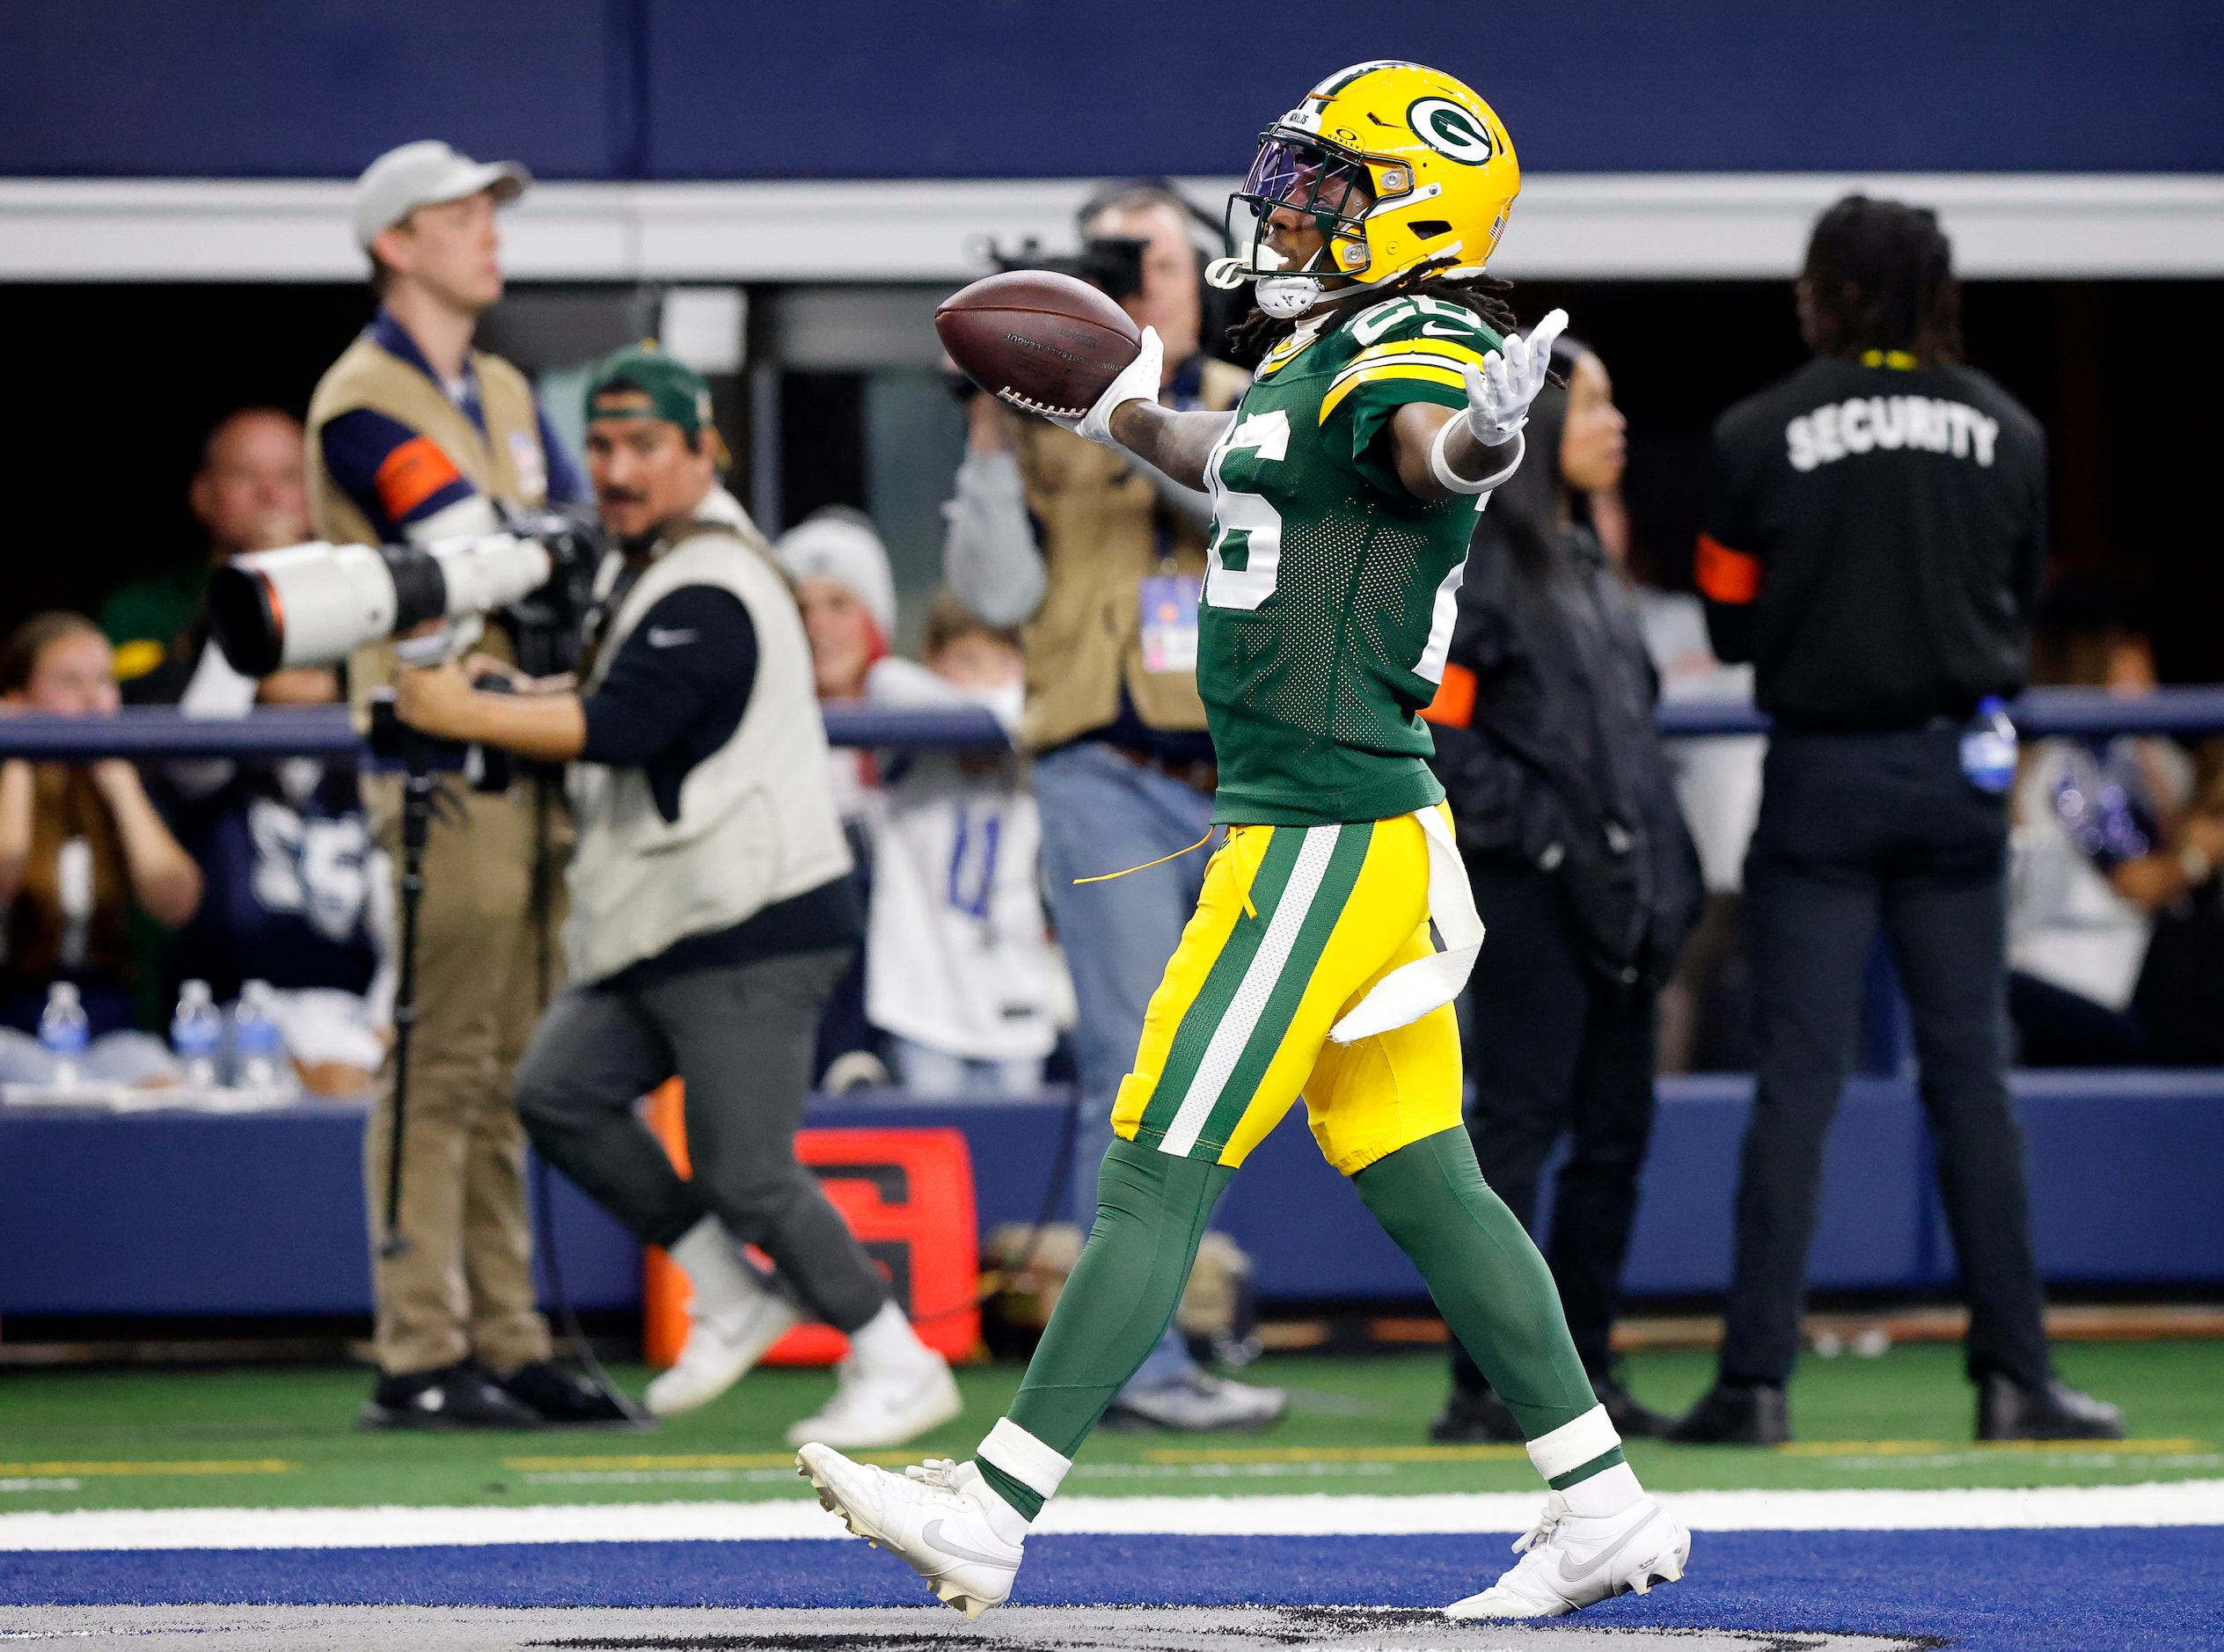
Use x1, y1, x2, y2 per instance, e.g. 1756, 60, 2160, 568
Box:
1110, 808, 1463, 1177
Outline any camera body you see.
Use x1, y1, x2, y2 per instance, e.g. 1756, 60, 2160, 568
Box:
984, 233, 1151, 303
208, 507, 602, 680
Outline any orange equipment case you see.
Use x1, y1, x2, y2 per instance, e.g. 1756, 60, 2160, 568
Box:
640, 1080, 980, 1366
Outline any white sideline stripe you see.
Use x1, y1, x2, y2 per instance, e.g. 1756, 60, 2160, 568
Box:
4, 1482, 2222, 1551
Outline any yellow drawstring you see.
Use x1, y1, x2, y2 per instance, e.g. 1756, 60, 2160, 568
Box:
1860, 348, 1920, 370
1072, 829, 1217, 887
1072, 825, 1260, 918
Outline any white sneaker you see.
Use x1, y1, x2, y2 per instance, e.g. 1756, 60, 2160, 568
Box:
785, 1352, 962, 1449
797, 1448, 1022, 1619
1445, 1490, 1689, 1619
1105, 1369, 1288, 1432
644, 1290, 801, 1417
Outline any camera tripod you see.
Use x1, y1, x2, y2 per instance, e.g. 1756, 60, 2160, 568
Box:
371, 703, 452, 1261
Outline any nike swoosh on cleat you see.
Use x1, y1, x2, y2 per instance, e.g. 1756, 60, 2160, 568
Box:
1555, 1518, 1662, 1588
920, 1517, 1013, 1568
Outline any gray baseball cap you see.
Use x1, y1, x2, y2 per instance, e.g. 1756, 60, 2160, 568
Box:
351, 140, 530, 252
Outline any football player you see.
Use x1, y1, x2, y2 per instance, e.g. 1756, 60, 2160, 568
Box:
801, 61, 1689, 1620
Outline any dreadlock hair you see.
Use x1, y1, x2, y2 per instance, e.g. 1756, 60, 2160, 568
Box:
1224, 252, 1525, 362
1801, 194, 1964, 367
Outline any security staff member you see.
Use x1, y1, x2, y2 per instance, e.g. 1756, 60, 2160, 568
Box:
311, 140, 611, 1429
1675, 195, 2120, 1444
393, 347, 961, 1450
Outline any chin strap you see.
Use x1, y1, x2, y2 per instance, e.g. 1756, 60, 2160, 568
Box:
1205, 246, 1333, 319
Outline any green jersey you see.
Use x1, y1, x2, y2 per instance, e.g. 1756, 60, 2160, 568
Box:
1198, 293, 1505, 825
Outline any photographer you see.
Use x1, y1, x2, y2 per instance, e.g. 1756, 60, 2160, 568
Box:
940, 183, 1283, 1431
393, 346, 962, 1449
311, 140, 596, 1430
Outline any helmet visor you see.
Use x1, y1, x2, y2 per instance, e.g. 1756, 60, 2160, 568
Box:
1240, 132, 1374, 229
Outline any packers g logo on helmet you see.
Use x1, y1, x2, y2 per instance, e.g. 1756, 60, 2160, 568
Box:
1407, 97, 1496, 165
1218, 62, 1522, 303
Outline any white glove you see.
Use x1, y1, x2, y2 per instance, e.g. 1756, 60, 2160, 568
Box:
1070, 325, 1165, 448
1460, 308, 1569, 449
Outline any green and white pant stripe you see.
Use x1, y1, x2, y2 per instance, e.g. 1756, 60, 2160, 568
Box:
1127, 820, 1375, 1164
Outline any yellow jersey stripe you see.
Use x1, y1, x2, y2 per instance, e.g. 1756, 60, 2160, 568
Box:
1342, 337, 1489, 373
1319, 362, 1467, 422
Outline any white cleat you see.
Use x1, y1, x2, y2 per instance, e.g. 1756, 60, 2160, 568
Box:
797, 1447, 1022, 1619
644, 1290, 801, 1417
1445, 1490, 1690, 1619
785, 1354, 963, 1450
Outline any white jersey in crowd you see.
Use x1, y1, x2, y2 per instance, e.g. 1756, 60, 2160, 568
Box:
2008, 736, 2190, 1011
1635, 587, 1765, 895
861, 659, 1060, 1065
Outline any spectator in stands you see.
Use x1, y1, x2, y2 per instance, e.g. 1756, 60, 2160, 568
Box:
101, 408, 311, 709
394, 343, 958, 1446
936, 182, 1284, 1433
1679, 194, 2119, 1444
1421, 337, 1701, 1444
312, 139, 599, 1431
863, 592, 1058, 1098
2008, 582, 2197, 1065
172, 665, 393, 1096
0, 615, 199, 1082
776, 508, 900, 1090
1612, 510, 1765, 1075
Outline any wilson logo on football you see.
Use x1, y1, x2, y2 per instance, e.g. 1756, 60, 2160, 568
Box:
1408, 97, 1495, 164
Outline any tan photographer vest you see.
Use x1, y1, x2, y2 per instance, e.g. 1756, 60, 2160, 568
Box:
306, 333, 546, 550
565, 487, 852, 984
1014, 356, 1249, 751
305, 326, 555, 884
306, 330, 549, 707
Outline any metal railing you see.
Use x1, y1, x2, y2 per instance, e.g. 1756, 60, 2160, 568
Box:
0, 685, 2220, 760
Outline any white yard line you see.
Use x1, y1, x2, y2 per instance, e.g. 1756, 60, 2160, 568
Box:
2, 1481, 2221, 1552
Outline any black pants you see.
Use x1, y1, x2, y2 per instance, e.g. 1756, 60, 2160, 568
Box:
513, 946, 889, 1334
1452, 863, 1657, 1391
1721, 727, 2049, 1389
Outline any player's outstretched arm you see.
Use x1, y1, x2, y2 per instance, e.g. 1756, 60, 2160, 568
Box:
1104, 402, 1234, 493
1064, 325, 1233, 492
1393, 308, 1568, 502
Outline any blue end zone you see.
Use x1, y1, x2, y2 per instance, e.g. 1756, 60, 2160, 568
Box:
5, 1531, 2221, 1651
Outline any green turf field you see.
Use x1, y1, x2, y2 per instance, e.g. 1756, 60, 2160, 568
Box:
1, 1342, 2216, 1514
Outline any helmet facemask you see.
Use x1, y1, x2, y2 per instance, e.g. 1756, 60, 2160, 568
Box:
1212, 128, 1378, 318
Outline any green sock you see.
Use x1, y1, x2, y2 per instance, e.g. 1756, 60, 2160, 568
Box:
982, 1137, 1233, 1519
1353, 1127, 1599, 1443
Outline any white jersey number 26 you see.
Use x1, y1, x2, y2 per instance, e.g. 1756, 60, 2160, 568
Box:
1203, 408, 1290, 611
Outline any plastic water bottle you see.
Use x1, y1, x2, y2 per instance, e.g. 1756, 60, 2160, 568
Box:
1959, 696, 2018, 794
37, 982, 89, 1090
233, 979, 284, 1093
172, 979, 223, 1090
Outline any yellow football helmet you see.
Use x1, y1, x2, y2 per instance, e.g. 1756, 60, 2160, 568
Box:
1213, 61, 1521, 315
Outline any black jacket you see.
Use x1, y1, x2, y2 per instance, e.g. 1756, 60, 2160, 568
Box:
1426, 391, 1701, 988
1700, 356, 2047, 730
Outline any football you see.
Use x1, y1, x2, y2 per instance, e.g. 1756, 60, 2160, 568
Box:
935, 269, 1142, 421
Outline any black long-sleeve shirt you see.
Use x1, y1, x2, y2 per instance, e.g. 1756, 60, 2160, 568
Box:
1699, 356, 2048, 731
580, 584, 757, 822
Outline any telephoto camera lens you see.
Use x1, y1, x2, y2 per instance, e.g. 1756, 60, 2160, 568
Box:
208, 531, 559, 676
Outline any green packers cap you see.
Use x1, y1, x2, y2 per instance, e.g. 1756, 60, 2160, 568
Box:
583, 342, 714, 435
